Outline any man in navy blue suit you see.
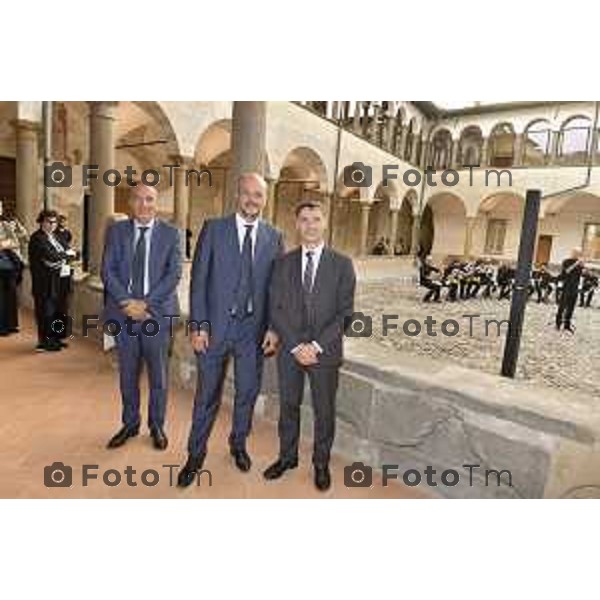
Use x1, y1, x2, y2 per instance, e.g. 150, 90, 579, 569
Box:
102, 182, 182, 451
178, 172, 284, 487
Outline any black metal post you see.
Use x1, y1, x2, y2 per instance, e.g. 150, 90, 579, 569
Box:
501, 189, 542, 378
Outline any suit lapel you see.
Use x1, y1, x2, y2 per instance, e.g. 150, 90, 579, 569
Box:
124, 219, 134, 282
291, 247, 303, 297
254, 220, 269, 271
148, 220, 162, 289
226, 214, 241, 271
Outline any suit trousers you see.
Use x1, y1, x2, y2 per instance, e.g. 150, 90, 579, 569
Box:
556, 288, 578, 328
277, 350, 339, 468
0, 271, 19, 333
114, 318, 171, 430
187, 315, 264, 457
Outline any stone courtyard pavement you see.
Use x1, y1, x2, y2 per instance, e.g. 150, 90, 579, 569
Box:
352, 278, 600, 401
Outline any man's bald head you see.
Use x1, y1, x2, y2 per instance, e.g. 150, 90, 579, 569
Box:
236, 172, 268, 221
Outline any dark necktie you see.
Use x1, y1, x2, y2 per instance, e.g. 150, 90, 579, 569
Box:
303, 250, 314, 294
132, 226, 149, 298
235, 224, 254, 315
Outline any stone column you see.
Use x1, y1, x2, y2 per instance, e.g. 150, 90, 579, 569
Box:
171, 155, 193, 258
172, 157, 192, 228
549, 130, 560, 165
390, 208, 399, 246
386, 116, 396, 152
359, 202, 371, 256
463, 216, 476, 257
411, 135, 421, 166
479, 137, 488, 167
513, 133, 523, 167
14, 119, 40, 233
227, 101, 267, 215
265, 177, 277, 223
88, 101, 118, 277
410, 212, 421, 256
450, 139, 460, 169
352, 102, 362, 133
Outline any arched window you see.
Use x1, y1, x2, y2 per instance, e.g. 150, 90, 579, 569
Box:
558, 116, 591, 165
458, 126, 483, 167
488, 123, 515, 167
429, 129, 452, 169
523, 120, 552, 166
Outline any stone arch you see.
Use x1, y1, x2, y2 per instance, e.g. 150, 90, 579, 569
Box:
476, 191, 525, 259
488, 122, 515, 167
422, 192, 468, 258
458, 125, 483, 167
275, 146, 329, 248
523, 119, 552, 166
558, 115, 592, 165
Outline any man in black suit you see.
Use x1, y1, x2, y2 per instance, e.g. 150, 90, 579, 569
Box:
264, 200, 356, 492
555, 248, 585, 333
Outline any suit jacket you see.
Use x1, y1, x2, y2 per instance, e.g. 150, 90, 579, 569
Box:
101, 218, 182, 323
189, 214, 284, 345
269, 246, 356, 366
28, 229, 65, 299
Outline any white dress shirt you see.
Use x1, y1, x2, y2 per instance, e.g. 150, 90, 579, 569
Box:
129, 218, 155, 296
301, 242, 325, 290
235, 213, 259, 256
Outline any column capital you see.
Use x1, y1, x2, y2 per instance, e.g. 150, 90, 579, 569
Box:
11, 118, 41, 134
168, 154, 195, 167
88, 101, 119, 120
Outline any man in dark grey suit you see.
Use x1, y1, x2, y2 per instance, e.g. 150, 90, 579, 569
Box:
177, 173, 284, 487
264, 200, 356, 491
102, 183, 182, 451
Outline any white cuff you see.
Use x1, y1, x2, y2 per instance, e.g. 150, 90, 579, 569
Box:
311, 341, 323, 354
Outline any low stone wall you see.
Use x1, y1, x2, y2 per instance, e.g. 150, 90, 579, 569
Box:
171, 323, 600, 499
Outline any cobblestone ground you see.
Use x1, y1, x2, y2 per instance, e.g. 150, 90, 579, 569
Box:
353, 280, 600, 399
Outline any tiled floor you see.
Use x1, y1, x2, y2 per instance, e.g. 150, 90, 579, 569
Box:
0, 312, 430, 499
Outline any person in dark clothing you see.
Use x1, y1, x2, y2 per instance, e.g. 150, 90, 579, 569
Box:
53, 214, 76, 338
28, 210, 68, 352
0, 207, 26, 336
555, 248, 585, 332
497, 263, 514, 300
444, 268, 460, 302
419, 256, 442, 302
532, 264, 554, 303
579, 269, 598, 308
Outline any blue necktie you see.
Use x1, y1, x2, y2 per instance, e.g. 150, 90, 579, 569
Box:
234, 224, 254, 316
131, 226, 148, 298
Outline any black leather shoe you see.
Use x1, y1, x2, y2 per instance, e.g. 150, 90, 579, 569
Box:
107, 425, 139, 449
150, 427, 168, 450
263, 458, 298, 481
231, 448, 252, 472
314, 466, 331, 492
177, 454, 206, 488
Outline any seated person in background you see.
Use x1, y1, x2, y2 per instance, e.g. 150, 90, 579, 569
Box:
444, 267, 460, 302
579, 269, 598, 308
372, 236, 389, 255
419, 255, 442, 302
497, 262, 515, 300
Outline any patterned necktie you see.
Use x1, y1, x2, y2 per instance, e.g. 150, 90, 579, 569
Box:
303, 250, 314, 294
235, 224, 254, 315
132, 226, 148, 298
